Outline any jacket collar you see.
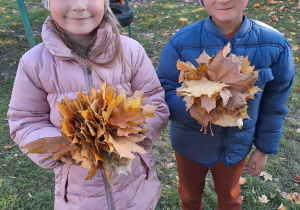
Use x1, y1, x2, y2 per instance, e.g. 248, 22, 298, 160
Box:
204, 15, 251, 39
42, 16, 116, 63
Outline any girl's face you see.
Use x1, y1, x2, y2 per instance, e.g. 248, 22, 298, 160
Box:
50, 0, 105, 36
203, 0, 248, 26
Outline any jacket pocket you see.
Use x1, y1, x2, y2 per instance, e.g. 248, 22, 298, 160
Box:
59, 164, 71, 203
254, 68, 274, 89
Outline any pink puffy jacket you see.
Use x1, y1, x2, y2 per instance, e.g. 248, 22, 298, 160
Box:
7, 18, 169, 210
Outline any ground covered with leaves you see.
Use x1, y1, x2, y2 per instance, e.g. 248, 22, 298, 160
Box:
0, 0, 299, 209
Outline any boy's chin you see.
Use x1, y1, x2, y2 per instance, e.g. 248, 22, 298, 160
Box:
212, 14, 243, 24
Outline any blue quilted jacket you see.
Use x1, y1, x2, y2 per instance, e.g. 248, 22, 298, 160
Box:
157, 16, 294, 167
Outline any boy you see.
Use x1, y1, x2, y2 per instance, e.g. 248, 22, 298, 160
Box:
157, 0, 294, 209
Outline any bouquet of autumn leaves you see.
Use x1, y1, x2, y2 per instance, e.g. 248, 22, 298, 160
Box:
22, 83, 156, 186
176, 43, 260, 134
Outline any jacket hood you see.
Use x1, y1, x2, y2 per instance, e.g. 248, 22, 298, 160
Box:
42, 16, 116, 63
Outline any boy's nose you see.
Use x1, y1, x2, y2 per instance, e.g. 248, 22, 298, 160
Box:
72, 0, 87, 11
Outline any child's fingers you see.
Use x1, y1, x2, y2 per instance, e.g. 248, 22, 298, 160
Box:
246, 160, 255, 170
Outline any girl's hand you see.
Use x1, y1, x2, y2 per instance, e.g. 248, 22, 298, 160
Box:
246, 149, 268, 176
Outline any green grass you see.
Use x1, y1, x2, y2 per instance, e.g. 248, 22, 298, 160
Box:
1, 0, 299, 209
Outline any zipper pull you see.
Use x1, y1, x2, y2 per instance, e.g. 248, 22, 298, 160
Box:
84, 60, 92, 75
84, 60, 92, 94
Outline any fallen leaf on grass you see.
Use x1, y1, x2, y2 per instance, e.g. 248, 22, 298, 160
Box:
286, 192, 300, 204
260, 171, 273, 182
268, 0, 281, 4
296, 129, 300, 133
296, 87, 300, 91
3, 144, 14, 149
277, 203, 287, 210
180, 18, 188, 21
258, 194, 270, 203
253, 3, 261, 8
239, 176, 247, 185
292, 45, 299, 51
271, 15, 279, 24
28, 192, 33, 198
166, 162, 175, 168
279, 5, 285, 10
294, 57, 299, 62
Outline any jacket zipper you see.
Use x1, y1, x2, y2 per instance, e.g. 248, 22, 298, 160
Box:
101, 170, 115, 210
220, 127, 228, 161
84, 60, 93, 94
83, 61, 115, 209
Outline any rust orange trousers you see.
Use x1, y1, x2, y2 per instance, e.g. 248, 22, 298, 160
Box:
175, 151, 247, 210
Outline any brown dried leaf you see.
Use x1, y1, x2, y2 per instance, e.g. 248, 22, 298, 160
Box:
195, 49, 211, 65
177, 77, 228, 98
259, 171, 273, 182
286, 192, 300, 204
22, 137, 71, 154
201, 95, 217, 113
258, 194, 270, 203
208, 49, 258, 92
239, 176, 247, 185
213, 112, 243, 128
108, 134, 146, 159
277, 203, 287, 210
4, 144, 14, 149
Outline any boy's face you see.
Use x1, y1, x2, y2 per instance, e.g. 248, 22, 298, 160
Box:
203, 0, 248, 25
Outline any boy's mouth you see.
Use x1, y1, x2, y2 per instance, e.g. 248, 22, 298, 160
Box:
218, 7, 233, 11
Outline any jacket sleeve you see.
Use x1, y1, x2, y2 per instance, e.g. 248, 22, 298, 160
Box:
254, 41, 295, 154
156, 41, 195, 123
7, 57, 62, 169
130, 44, 170, 150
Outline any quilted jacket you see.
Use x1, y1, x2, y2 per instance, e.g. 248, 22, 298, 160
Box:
157, 15, 294, 167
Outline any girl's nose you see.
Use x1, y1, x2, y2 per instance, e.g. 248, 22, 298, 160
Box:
72, 0, 87, 11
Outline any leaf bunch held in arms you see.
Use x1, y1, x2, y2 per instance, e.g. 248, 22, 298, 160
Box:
22, 83, 156, 186
176, 43, 260, 134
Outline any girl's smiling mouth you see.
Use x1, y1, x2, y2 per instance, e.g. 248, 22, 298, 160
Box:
67, 17, 91, 21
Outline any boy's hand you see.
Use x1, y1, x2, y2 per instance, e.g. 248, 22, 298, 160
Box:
246, 149, 268, 176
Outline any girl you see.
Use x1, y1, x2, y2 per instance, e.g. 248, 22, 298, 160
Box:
7, 0, 169, 209
157, 0, 294, 209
